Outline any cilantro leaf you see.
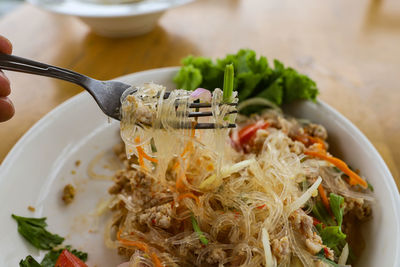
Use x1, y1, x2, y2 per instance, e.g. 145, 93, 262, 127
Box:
19, 256, 42, 267
12, 214, 64, 250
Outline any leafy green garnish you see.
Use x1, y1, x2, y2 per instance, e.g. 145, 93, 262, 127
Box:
316, 249, 339, 267
41, 245, 88, 267
191, 215, 209, 245
13, 214, 88, 267
174, 49, 319, 114
319, 226, 347, 249
368, 182, 374, 192
12, 214, 64, 250
313, 197, 347, 253
19, 256, 42, 267
329, 193, 345, 227
312, 201, 335, 226
173, 64, 202, 92
223, 64, 234, 102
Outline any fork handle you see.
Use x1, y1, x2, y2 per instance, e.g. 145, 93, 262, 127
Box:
0, 53, 90, 87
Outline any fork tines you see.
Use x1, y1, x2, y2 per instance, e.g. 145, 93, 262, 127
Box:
188, 110, 238, 118
163, 91, 237, 129
194, 123, 236, 129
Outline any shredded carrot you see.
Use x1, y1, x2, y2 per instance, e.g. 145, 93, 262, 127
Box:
177, 192, 200, 205
172, 161, 180, 170
191, 123, 196, 137
307, 136, 326, 150
172, 161, 187, 191
134, 136, 158, 166
117, 229, 163, 267
318, 184, 331, 212
294, 135, 326, 150
137, 146, 158, 163
176, 169, 186, 191
180, 123, 196, 158
180, 141, 193, 158
206, 163, 214, 172
173, 126, 197, 190
305, 150, 368, 188
137, 148, 146, 170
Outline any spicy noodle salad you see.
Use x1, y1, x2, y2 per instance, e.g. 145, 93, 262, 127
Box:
105, 78, 373, 267
11, 50, 373, 267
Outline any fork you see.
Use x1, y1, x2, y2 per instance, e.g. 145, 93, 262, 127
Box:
0, 54, 236, 129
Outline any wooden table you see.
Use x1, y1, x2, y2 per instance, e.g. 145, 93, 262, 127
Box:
0, 0, 399, 189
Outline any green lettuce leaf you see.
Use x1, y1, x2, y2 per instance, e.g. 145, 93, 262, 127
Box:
173, 65, 202, 91
174, 49, 319, 114
312, 200, 336, 226
329, 193, 345, 227
319, 226, 347, 249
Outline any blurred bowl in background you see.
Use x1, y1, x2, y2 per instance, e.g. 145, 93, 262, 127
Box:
27, 0, 195, 37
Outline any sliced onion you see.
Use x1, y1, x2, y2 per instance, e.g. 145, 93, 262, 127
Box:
338, 243, 349, 265
199, 159, 255, 190
190, 88, 212, 102
287, 176, 322, 214
262, 228, 277, 267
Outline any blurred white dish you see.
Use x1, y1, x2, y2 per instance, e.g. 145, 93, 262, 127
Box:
0, 67, 399, 266
27, 0, 195, 37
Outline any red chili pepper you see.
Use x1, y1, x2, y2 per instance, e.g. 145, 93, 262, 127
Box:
152, 219, 156, 225
324, 247, 330, 258
256, 204, 266, 209
312, 217, 321, 226
238, 121, 270, 146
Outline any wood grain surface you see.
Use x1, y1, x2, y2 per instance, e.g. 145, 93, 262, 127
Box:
0, 0, 399, 189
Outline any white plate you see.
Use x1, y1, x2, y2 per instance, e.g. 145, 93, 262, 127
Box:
27, 0, 195, 37
1, 67, 399, 266
27, 0, 194, 17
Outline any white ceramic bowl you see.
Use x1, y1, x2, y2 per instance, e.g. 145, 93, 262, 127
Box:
0, 67, 399, 266
27, 0, 196, 37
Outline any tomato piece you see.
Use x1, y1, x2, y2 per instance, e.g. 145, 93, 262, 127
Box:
238, 121, 269, 145
55, 250, 88, 267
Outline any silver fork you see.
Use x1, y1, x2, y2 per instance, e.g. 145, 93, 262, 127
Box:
0, 54, 236, 129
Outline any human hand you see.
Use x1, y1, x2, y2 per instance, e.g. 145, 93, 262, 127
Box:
0, 35, 14, 122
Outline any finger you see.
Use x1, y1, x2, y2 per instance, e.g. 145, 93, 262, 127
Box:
0, 97, 15, 122
0, 35, 12, 54
0, 71, 11, 97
